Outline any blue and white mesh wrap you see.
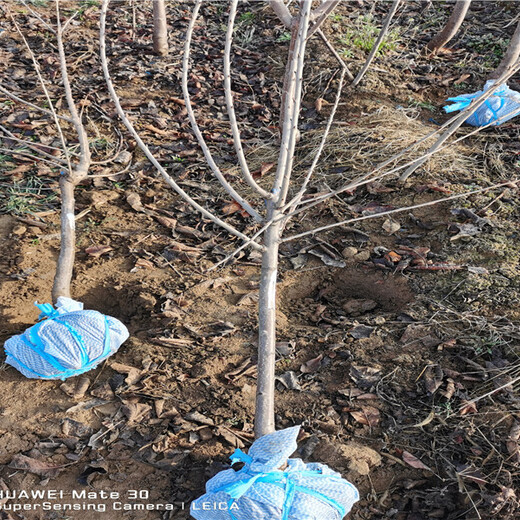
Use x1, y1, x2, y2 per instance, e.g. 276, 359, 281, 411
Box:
3, 297, 129, 380
443, 80, 520, 126
190, 426, 359, 520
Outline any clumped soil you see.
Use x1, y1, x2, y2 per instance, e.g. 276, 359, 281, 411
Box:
1, 1, 520, 520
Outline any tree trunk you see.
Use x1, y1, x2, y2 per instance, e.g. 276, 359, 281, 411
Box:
51, 175, 76, 303
152, 0, 168, 56
255, 218, 282, 438
426, 0, 471, 54
490, 20, 520, 80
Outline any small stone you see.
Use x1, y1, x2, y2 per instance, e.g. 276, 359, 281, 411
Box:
28, 226, 41, 235
374, 316, 386, 325
12, 225, 27, 236
342, 246, 358, 258
354, 250, 371, 261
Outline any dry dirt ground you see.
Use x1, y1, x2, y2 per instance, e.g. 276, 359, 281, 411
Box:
1, 1, 520, 519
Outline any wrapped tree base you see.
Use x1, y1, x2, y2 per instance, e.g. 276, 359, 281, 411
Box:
4, 297, 128, 380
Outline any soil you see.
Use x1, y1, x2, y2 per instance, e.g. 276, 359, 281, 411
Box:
0, 2, 520, 520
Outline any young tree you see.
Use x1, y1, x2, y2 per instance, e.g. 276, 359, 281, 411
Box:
426, 0, 471, 54
3, 2, 91, 303
152, 0, 168, 56
101, 0, 518, 438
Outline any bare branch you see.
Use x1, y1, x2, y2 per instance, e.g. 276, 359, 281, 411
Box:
284, 96, 520, 221
8, 8, 72, 177
0, 84, 74, 123
19, 0, 56, 34
316, 29, 354, 81
307, 0, 340, 38
283, 68, 346, 211
224, 0, 271, 199
272, 0, 312, 204
269, 0, 293, 28
352, 0, 401, 87
100, 0, 263, 251
279, 1, 312, 206
0, 146, 64, 169
182, 0, 263, 223
270, 0, 354, 81
55, 1, 90, 181
282, 179, 518, 243
0, 124, 70, 164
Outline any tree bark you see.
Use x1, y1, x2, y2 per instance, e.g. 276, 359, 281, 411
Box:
51, 176, 76, 302
490, 20, 520, 80
426, 0, 471, 54
255, 218, 282, 438
153, 0, 168, 56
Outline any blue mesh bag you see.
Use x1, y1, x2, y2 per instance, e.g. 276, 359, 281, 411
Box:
190, 426, 359, 520
3, 297, 129, 380
444, 80, 520, 126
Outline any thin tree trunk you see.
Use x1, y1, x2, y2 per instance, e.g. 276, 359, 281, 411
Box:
255, 218, 282, 438
51, 176, 76, 302
490, 20, 520, 80
426, 0, 471, 54
153, 0, 168, 56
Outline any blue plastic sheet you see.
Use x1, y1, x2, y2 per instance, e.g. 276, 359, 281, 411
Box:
444, 80, 520, 126
4, 297, 128, 380
191, 426, 359, 520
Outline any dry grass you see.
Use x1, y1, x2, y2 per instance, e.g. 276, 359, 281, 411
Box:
241, 104, 510, 202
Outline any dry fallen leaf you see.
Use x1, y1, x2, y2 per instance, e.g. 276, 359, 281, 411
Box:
350, 406, 380, 427
122, 402, 152, 424
85, 244, 113, 258
222, 200, 251, 218
459, 400, 478, 415
133, 258, 155, 270
155, 216, 177, 230
382, 218, 400, 234
300, 354, 324, 374
423, 365, 443, 394
252, 162, 275, 179
9, 454, 61, 478
402, 450, 432, 472
60, 376, 90, 400
126, 192, 145, 212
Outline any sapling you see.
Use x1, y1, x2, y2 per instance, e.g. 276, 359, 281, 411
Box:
100, 1, 519, 516
1, 1, 128, 381
101, 0, 520, 438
